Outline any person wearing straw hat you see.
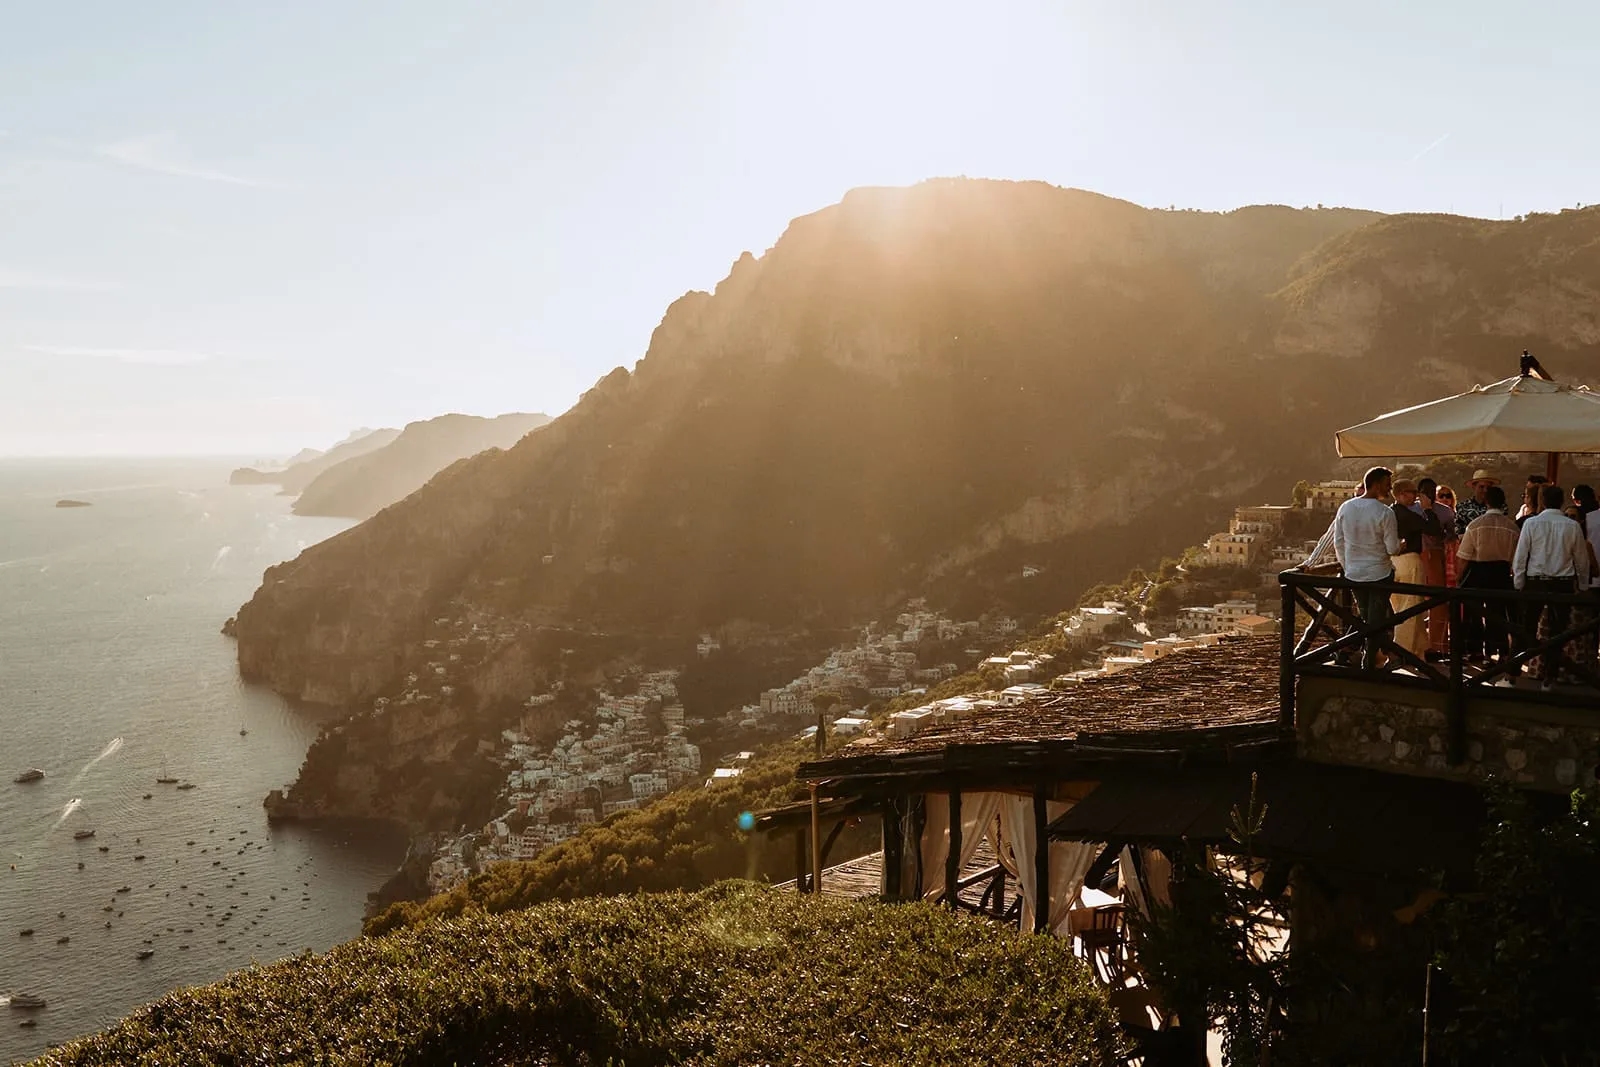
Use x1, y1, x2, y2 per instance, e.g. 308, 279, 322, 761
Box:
1454, 469, 1500, 537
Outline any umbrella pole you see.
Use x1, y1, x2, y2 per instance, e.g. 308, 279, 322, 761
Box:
1547, 452, 1561, 485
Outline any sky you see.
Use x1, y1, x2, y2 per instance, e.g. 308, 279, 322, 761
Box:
4, 0, 1600, 455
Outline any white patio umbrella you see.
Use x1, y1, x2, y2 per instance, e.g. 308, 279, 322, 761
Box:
1336, 363, 1600, 483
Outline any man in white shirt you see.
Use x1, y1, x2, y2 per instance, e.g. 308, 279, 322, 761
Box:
1333, 466, 1399, 669
1513, 484, 1590, 683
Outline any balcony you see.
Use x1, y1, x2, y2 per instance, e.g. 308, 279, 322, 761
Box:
1279, 569, 1600, 792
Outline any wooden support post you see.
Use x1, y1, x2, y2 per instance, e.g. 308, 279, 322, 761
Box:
945, 789, 962, 909
910, 795, 927, 899
1448, 597, 1467, 764
881, 800, 903, 899
1032, 787, 1050, 934
794, 829, 807, 894
809, 781, 822, 897
1280, 578, 1297, 727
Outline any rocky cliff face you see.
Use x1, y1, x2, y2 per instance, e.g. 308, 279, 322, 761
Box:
234, 181, 1600, 827
292, 412, 553, 520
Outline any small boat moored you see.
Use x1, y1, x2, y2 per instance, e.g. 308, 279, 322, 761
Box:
13, 769, 44, 784
73, 830, 95, 841
135, 949, 154, 960
176, 782, 196, 791
7, 993, 47, 1009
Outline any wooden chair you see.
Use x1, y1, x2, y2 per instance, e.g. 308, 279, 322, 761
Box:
1078, 903, 1127, 982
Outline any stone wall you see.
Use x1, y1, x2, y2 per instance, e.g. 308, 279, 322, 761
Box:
1298, 678, 1600, 793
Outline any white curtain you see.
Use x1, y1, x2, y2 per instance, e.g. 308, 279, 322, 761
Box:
918, 792, 1004, 903
1119, 845, 1174, 918
997, 795, 1100, 935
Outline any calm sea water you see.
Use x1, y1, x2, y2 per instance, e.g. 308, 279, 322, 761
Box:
0, 458, 407, 1063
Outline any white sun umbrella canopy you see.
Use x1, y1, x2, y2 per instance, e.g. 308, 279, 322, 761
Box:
1336, 374, 1600, 461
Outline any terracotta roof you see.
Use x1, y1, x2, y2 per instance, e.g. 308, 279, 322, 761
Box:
801, 636, 1284, 786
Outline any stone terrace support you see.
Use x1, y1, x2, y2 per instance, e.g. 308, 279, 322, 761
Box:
1299, 675, 1600, 793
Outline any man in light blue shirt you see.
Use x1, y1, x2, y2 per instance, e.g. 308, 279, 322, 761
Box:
1333, 467, 1400, 669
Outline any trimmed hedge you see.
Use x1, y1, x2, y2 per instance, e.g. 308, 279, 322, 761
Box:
39, 883, 1123, 1066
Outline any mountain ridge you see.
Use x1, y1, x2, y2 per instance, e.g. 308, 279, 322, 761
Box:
230, 178, 1600, 834
228, 427, 400, 493
292, 411, 552, 519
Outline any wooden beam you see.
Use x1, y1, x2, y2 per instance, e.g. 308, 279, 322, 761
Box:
1033, 787, 1049, 934
945, 789, 962, 909
819, 817, 848, 870
880, 801, 902, 899
1081, 839, 1123, 893
793, 829, 807, 894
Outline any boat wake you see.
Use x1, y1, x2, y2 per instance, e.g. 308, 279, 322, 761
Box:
55, 797, 83, 825
71, 737, 124, 784
209, 546, 232, 572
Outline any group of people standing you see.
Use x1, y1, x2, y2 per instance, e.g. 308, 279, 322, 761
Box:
1331, 465, 1600, 683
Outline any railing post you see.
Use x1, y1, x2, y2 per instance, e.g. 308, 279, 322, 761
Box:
1280, 577, 1297, 728
794, 828, 808, 894
1448, 594, 1467, 764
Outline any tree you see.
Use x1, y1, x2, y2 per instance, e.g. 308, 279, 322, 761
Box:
1131, 776, 1285, 1064
1291, 479, 1312, 508
1432, 787, 1600, 1063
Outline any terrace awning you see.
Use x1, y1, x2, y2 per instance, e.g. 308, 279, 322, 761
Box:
1336, 373, 1600, 460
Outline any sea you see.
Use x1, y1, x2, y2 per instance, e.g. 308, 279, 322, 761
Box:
0, 458, 408, 1064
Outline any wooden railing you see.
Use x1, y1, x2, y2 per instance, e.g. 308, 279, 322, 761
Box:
1278, 569, 1600, 763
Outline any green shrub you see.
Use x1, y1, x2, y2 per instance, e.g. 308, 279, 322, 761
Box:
40, 883, 1124, 1066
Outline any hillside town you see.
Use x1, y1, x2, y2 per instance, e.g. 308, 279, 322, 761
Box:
422, 479, 1367, 889
423, 604, 1004, 891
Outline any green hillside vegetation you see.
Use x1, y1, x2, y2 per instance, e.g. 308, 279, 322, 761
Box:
43, 884, 1123, 1067
367, 740, 818, 934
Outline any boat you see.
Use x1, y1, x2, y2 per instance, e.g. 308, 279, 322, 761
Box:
134, 855, 145, 861
136, 949, 154, 960
239, 729, 248, 736
8, 993, 45, 1009
116, 885, 131, 893
155, 775, 178, 784
97, 845, 108, 852
73, 829, 95, 840
176, 782, 196, 791
13, 769, 44, 784
18, 1018, 37, 1028
56, 937, 69, 945
18, 929, 33, 937
142, 793, 152, 800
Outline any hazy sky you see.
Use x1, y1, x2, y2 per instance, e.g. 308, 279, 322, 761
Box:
4, 1, 1599, 455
